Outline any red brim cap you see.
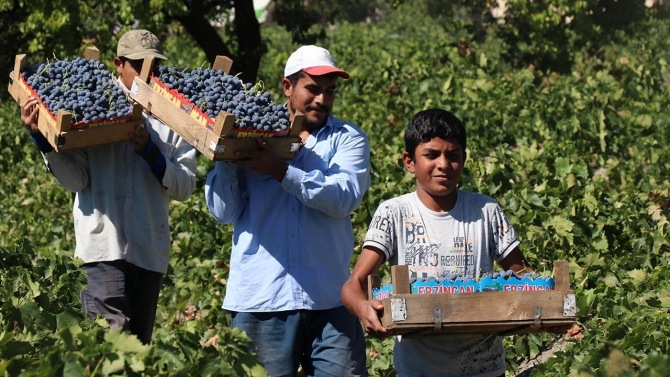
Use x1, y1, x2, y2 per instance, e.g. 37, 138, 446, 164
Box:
303, 66, 350, 79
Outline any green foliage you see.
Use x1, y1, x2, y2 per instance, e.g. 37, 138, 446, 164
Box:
441, 0, 668, 74
3, 0, 670, 375
273, 0, 388, 44
10, 0, 182, 59
0, 101, 75, 252
0, 237, 263, 375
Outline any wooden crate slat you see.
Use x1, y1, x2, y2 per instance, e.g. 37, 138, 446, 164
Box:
130, 76, 214, 156
213, 111, 235, 137
8, 53, 29, 106
209, 132, 304, 161
288, 113, 303, 137
390, 318, 574, 337
47, 120, 145, 150
129, 75, 303, 161
391, 265, 410, 294
553, 260, 570, 291
139, 56, 156, 83
212, 56, 233, 74
367, 274, 381, 300
381, 290, 569, 325
84, 46, 100, 61
56, 110, 72, 132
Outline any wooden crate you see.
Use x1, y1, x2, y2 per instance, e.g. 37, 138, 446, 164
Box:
128, 55, 303, 161
7, 48, 145, 152
368, 260, 576, 337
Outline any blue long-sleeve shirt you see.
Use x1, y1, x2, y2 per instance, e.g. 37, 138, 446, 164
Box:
205, 115, 370, 311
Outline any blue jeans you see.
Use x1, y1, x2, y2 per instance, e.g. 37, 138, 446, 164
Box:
231, 306, 368, 377
80, 260, 163, 344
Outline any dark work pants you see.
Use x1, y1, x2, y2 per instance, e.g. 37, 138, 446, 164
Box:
80, 260, 163, 344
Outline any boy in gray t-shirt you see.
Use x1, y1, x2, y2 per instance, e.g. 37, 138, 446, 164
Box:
341, 108, 534, 377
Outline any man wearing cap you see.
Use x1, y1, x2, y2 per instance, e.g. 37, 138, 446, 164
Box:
205, 45, 369, 376
20, 29, 196, 344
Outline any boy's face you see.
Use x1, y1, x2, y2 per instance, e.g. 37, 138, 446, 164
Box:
403, 137, 465, 211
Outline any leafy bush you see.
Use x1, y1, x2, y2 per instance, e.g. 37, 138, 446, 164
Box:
2, 0, 670, 375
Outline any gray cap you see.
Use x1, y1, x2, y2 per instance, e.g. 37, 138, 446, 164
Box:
117, 29, 167, 60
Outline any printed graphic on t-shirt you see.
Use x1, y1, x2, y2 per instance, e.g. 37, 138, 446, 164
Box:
365, 191, 519, 281
400, 215, 474, 280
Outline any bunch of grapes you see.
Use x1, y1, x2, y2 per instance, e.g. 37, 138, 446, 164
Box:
155, 66, 291, 132
21, 57, 133, 126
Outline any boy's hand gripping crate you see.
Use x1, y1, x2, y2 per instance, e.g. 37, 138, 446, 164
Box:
7, 48, 145, 152
368, 260, 577, 337
128, 56, 304, 161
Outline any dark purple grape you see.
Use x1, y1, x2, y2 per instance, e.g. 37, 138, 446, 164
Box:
21, 57, 132, 126
155, 65, 291, 132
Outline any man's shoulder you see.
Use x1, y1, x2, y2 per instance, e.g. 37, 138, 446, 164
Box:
328, 115, 367, 139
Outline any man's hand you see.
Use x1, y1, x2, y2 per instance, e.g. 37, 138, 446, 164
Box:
232, 137, 289, 182
21, 95, 40, 132
127, 124, 150, 152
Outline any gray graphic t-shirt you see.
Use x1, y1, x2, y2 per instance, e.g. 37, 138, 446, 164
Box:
364, 190, 519, 376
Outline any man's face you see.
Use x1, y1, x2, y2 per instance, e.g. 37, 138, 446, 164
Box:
114, 57, 142, 90
283, 73, 338, 132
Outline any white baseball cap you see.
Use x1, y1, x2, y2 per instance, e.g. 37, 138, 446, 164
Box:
284, 45, 349, 79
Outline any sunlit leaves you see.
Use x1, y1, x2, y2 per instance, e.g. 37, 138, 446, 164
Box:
2, 0, 670, 375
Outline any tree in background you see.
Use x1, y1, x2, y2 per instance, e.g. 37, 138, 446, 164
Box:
0, 0, 260, 97
0, 0, 387, 100
419, 0, 669, 74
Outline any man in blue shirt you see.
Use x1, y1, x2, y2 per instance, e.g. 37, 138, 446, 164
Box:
205, 45, 369, 376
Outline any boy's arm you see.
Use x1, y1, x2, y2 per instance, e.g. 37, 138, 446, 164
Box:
341, 246, 391, 338
499, 246, 533, 273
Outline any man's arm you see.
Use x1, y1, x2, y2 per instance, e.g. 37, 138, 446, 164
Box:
21, 95, 91, 192
139, 118, 197, 202
283, 131, 370, 217
236, 128, 371, 218
158, 135, 196, 202
205, 161, 245, 225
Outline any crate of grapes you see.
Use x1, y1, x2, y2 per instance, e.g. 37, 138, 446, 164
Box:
7, 48, 145, 151
128, 55, 303, 161
367, 260, 576, 337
